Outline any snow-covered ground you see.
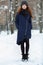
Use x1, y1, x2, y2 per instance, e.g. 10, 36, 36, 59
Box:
0, 30, 43, 65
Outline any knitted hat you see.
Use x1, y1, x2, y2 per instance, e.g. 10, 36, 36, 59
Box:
21, 1, 28, 7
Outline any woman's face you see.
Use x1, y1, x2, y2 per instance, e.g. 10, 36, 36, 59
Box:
22, 4, 27, 10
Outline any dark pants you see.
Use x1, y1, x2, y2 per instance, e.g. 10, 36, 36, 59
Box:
20, 38, 29, 55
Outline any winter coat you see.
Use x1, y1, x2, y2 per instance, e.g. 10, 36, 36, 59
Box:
15, 10, 32, 45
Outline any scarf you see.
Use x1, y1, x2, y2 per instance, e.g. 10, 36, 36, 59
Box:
21, 9, 28, 16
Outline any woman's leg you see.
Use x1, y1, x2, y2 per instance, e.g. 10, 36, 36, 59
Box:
21, 41, 24, 55
26, 39, 29, 55
21, 40, 25, 60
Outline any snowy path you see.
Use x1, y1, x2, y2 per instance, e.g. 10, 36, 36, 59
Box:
0, 30, 43, 65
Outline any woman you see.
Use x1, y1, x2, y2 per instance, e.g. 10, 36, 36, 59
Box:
15, 1, 33, 61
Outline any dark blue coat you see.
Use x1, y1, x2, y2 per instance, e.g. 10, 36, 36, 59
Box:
15, 10, 32, 45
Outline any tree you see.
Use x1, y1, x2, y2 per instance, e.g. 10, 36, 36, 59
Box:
38, 0, 42, 33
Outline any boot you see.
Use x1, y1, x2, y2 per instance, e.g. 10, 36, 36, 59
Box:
22, 54, 25, 61
26, 54, 28, 61
24, 54, 28, 61
22, 54, 28, 61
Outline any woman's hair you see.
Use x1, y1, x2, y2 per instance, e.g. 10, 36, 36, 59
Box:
17, 6, 33, 18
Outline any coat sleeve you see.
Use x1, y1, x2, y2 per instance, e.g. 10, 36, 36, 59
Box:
15, 13, 19, 29
29, 16, 32, 29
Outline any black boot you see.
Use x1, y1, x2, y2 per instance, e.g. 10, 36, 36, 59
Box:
26, 54, 28, 61
22, 54, 28, 61
22, 54, 25, 61
24, 54, 28, 61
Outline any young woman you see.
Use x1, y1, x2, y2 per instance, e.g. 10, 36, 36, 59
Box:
15, 1, 33, 61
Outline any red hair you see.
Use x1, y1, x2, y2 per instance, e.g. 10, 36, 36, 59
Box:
17, 6, 33, 18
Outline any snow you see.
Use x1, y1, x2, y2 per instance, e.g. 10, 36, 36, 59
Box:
0, 30, 43, 65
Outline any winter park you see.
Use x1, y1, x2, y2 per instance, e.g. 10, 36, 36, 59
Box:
0, 0, 43, 65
